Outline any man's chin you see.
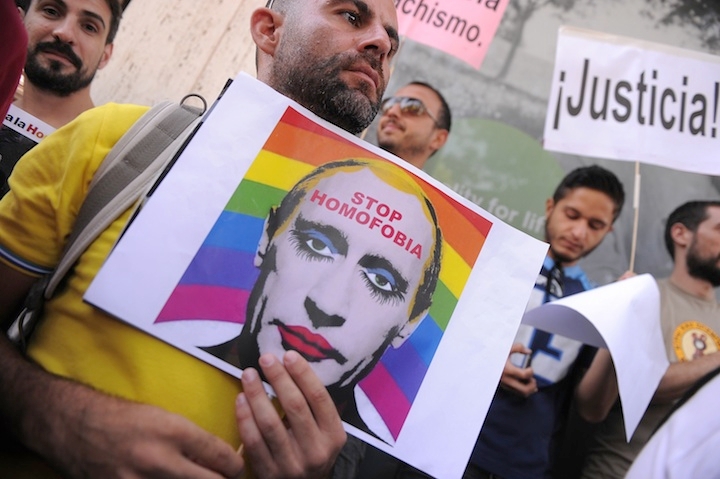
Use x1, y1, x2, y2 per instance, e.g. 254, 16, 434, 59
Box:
550, 248, 582, 265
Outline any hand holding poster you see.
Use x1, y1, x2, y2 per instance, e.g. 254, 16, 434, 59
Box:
85, 73, 548, 478
544, 26, 720, 176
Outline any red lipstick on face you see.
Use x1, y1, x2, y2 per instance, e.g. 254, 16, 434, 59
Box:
274, 322, 347, 364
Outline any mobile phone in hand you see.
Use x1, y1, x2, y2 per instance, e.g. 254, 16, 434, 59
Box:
510, 352, 532, 369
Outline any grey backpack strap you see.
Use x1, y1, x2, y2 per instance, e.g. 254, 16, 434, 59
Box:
9, 98, 204, 349
45, 101, 203, 299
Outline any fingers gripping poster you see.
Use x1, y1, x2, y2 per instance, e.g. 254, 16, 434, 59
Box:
86, 73, 547, 479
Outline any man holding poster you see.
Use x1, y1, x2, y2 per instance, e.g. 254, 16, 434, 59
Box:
581, 200, 720, 479
0, 0, 400, 477
466, 165, 624, 479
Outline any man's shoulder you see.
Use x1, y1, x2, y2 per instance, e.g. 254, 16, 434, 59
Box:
564, 264, 594, 293
35, 103, 152, 165
74, 103, 151, 128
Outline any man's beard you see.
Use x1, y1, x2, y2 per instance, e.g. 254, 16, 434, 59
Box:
24, 40, 96, 97
686, 238, 720, 286
270, 49, 383, 134
545, 223, 594, 265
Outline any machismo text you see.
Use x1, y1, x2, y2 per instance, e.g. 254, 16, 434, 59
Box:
395, 0, 503, 47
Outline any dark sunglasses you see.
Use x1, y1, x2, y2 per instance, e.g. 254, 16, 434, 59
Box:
381, 96, 440, 126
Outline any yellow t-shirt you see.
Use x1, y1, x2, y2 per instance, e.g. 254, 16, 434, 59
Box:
0, 104, 243, 454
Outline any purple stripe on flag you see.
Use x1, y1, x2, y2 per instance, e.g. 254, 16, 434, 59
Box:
156, 284, 250, 324
379, 340, 428, 404
179, 246, 258, 290
359, 363, 411, 440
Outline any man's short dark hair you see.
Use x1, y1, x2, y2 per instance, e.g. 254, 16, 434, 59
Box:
22, 0, 124, 44
664, 201, 720, 259
552, 165, 625, 222
267, 158, 443, 321
408, 81, 452, 132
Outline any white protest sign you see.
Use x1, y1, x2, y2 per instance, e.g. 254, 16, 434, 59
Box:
544, 26, 720, 176
85, 73, 548, 479
523, 274, 668, 440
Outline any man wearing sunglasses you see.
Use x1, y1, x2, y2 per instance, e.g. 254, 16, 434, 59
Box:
376, 82, 451, 170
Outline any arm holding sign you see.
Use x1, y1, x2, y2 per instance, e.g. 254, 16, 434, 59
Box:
0, 292, 344, 479
237, 353, 346, 479
574, 271, 634, 422
574, 348, 618, 423
652, 351, 720, 404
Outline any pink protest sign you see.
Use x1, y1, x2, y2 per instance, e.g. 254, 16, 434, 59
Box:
395, 0, 508, 69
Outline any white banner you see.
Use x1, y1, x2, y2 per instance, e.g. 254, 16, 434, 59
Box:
544, 26, 720, 176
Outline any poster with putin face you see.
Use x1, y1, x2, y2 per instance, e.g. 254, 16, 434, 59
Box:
86, 73, 547, 479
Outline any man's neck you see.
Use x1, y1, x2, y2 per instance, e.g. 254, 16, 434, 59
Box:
404, 155, 428, 170
390, 149, 428, 170
547, 251, 578, 268
669, 266, 716, 302
15, 82, 95, 129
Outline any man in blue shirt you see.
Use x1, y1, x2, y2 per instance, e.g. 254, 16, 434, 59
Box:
466, 165, 625, 479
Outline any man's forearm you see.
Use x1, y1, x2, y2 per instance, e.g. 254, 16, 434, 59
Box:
0, 336, 83, 462
654, 351, 720, 404
575, 348, 618, 423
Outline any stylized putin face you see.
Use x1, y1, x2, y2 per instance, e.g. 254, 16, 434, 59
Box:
240, 160, 440, 392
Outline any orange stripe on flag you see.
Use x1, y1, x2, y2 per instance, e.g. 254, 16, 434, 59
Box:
264, 108, 492, 268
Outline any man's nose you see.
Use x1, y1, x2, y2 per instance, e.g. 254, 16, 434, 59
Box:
570, 221, 588, 240
305, 297, 346, 328
357, 22, 392, 73
52, 18, 77, 45
384, 102, 402, 118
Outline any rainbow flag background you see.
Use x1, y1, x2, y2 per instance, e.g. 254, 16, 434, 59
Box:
157, 107, 492, 440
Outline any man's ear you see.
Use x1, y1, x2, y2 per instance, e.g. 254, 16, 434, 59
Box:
670, 223, 692, 251
250, 7, 284, 58
391, 311, 428, 348
428, 128, 449, 153
545, 197, 555, 219
254, 207, 277, 267
97, 43, 113, 70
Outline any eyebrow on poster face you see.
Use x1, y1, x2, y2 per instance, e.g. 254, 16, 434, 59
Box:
290, 215, 410, 300
292, 215, 349, 257
359, 254, 408, 299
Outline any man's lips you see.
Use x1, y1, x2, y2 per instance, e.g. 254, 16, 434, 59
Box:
271, 320, 347, 364
557, 238, 582, 253
380, 119, 403, 134
347, 63, 380, 91
40, 52, 77, 69
35, 43, 82, 69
